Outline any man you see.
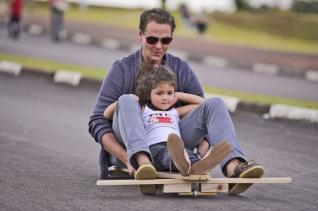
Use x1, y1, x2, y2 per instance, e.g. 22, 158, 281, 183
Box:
88, 8, 264, 195
8, 0, 22, 39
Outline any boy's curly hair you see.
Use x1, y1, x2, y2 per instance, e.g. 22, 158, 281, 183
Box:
133, 63, 177, 107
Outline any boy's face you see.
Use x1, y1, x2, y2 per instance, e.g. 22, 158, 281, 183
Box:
140, 21, 172, 65
150, 82, 175, 111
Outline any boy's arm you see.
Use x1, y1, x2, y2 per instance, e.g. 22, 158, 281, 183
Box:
175, 92, 205, 104
176, 104, 199, 118
175, 92, 205, 117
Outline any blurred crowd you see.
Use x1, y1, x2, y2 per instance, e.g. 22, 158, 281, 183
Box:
0, 0, 68, 41
0, 0, 23, 39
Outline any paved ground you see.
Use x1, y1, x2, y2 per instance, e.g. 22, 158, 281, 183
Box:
1, 72, 318, 210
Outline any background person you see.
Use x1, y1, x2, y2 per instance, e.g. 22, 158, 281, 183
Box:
194, 12, 208, 34
8, 0, 22, 39
0, 0, 9, 29
179, 4, 208, 34
48, 0, 67, 42
179, 3, 195, 29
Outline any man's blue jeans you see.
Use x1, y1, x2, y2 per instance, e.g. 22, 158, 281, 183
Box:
99, 95, 246, 178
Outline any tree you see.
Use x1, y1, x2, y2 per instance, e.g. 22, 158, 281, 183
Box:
292, 0, 318, 13
235, 0, 251, 11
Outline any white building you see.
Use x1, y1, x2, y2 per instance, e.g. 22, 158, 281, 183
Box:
68, 0, 237, 12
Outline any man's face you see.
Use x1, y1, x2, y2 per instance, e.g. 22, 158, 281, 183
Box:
140, 21, 173, 65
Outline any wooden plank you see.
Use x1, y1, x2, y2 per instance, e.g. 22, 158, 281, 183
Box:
109, 167, 210, 181
107, 167, 291, 184
182, 174, 209, 181
97, 177, 291, 186
206, 177, 292, 184
162, 184, 192, 193
201, 183, 228, 193
157, 171, 209, 181
97, 179, 190, 186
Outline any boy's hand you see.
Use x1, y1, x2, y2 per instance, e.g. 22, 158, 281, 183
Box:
173, 92, 180, 104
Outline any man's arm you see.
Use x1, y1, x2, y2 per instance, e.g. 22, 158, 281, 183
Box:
101, 133, 135, 175
88, 54, 141, 175
88, 62, 134, 171
88, 61, 125, 143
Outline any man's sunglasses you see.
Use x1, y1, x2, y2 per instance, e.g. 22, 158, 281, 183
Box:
145, 36, 173, 45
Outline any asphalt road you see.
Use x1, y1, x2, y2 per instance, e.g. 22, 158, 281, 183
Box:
1, 73, 318, 210
1, 32, 318, 102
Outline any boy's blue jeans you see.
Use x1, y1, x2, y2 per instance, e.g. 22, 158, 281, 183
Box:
100, 95, 246, 178
149, 142, 200, 172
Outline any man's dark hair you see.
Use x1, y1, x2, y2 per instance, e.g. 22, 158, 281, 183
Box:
139, 8, 176, 34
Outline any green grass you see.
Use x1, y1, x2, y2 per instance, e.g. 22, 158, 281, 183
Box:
207, 22, 318, 54
25, 4, 318, 54
0, 53, 106, 80
204, 85, 318, 110
26, 4, 142, 28
1, 53, 317, 110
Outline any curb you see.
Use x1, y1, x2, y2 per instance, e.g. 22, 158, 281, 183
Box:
22, 24, 318, 83
1, 60, 317, 124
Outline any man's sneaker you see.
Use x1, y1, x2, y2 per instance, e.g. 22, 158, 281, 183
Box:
228, 160, 264, 195
167, 133, 191, 176
135, 163, 157, 195
190, 141, 231, 175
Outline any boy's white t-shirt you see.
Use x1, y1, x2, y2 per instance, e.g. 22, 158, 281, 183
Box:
142, 105, 181, 146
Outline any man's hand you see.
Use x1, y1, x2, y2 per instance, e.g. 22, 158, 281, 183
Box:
126, 162, 136, 176
101, 133, 132, 175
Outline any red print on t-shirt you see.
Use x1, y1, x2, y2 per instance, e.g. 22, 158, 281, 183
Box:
149, 113, 173, 124
156, 116, 172, 123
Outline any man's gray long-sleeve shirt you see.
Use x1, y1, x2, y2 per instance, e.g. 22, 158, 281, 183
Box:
88, 49, 204, 143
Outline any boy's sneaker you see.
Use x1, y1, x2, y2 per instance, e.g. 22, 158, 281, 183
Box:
190, 141, 231, 175
135, 163, 157, 195
228, 160, 264, 195
167, 133, 191, 176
